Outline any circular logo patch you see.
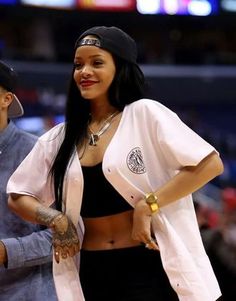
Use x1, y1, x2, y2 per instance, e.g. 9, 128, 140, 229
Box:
126, 147, 146, 174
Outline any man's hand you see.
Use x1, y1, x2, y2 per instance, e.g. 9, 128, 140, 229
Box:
0, 241, 7, 265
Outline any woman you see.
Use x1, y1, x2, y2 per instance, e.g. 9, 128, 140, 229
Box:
7, 26, 223, 301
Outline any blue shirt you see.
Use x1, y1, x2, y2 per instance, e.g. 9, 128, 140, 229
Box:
0, 121, 57, 301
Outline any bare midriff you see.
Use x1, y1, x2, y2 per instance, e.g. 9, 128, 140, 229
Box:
82, 210, 141, 250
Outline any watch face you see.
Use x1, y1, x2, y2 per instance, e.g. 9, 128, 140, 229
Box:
146, 193, 157, 204
149, 194, 156, 203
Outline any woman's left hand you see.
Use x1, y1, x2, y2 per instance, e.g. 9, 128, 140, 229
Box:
132, 199, 159, 251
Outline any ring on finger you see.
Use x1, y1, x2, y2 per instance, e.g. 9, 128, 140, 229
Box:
147, 238, 153, 244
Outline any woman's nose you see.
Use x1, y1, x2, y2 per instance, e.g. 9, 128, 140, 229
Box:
81, 65, 92, 76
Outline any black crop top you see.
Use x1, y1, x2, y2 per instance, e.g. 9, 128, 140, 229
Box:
80, 162, 133, 218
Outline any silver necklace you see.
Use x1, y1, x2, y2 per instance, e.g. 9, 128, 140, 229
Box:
88, 111, 119, 146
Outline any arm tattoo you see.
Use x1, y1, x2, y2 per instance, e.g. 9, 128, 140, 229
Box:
35, 206, 61, 227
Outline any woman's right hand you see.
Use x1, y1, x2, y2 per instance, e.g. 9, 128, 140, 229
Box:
8, 195, 80, 263
50, 214, 80, 263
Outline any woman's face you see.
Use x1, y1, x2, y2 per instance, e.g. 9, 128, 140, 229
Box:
73, 38, 116, 103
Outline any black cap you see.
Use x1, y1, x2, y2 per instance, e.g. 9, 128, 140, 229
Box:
0, 61, 24, 118
75, 26, 137, 64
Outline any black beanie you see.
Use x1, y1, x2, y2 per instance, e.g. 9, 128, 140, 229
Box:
75, 26, 137, 64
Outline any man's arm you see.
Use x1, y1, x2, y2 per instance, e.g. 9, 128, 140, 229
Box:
0, 228, 53, 269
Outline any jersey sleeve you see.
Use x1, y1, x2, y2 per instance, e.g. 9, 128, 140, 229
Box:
7, 124, 64, 206
143, 99, 218, 170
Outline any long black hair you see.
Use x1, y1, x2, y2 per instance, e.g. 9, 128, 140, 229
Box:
50, 55, 146, 211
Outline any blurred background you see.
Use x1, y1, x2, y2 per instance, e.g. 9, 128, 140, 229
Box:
0, 0, 236, 199
1, 1, 236, 297
1, 0, 236, 220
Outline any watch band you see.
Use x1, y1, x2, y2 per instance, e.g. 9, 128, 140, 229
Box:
145, 192, 159, 214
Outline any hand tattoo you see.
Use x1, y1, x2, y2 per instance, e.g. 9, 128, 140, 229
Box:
52, 215, 80, 263
35, 206, 80, 263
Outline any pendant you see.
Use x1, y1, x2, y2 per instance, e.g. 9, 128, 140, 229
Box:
89, 134, 99, 146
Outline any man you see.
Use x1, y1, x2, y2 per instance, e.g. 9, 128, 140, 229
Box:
0, 61, 56, 300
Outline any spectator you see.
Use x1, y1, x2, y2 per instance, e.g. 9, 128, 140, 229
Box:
0, 61, 56, 301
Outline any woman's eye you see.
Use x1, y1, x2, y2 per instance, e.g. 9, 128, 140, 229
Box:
74, 63, 82, 69
93, 60, 103, 66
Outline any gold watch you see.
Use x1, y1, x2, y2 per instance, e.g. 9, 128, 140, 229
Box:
145, 192, 159, 214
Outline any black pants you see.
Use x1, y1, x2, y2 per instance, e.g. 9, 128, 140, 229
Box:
80, 245, 179, 301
